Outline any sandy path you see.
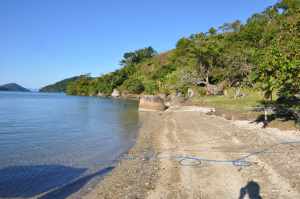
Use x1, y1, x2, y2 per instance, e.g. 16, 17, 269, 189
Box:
147, 108, 300, 199
81, 107, 300, 199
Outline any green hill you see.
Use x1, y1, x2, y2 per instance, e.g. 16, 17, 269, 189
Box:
0, 83, 30, 92
66, 0, 300, 100
39, 76, 83, 93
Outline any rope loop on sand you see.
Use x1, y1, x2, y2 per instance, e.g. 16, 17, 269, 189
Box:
119, 140, 300, 168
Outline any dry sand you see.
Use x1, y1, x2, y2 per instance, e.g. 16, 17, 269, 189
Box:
80, 106, 300, 199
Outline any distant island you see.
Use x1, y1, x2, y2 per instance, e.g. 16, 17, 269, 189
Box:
0, 83, 30, 92
39, 75, 83, 93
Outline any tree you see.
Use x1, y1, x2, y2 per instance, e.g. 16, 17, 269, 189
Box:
64, 0, 299, 100
253, 41, 299, 100
275, 0, 300, 15
120, 47, 157, 66
121, 78, 144, 94
231, 20, 242, 32
208, 27, 217, 35
221, 45, 253, 86
219, 20, 242, 33
66, 75, 92, 96
191, 36, 224, 85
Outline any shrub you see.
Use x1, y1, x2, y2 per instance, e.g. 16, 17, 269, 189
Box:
122, 78, 145, 94
195, 87, 207, 97
151, 64, 177, 80
144, 80, 159, 95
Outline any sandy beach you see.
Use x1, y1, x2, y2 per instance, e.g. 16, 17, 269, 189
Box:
80, 106, 300, 199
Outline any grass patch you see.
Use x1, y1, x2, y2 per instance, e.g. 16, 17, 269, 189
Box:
192, 88, 264, 111
189, 88, 299, 130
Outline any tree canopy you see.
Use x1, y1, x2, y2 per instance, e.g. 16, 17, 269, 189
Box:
64, 0, 299, 101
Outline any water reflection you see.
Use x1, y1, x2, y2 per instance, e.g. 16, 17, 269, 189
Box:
0, 92, 139, 198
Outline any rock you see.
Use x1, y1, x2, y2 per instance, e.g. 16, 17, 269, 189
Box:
97, 92, 106, 97
187, 88, 195, 98
111, 89, 120, 98
206, 84, 223, 95
165, 94, 186, 107
164, 101, 171, 108
176, 91, 183, 97
120, 91, 140, 100
139, 95, 166, 111
158, 93, 167, 101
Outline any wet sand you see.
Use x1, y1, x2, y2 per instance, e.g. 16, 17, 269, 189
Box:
80, 106, 300, 199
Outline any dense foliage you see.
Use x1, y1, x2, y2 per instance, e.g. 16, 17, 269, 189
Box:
65, 0, 299, 101
39, 75, 84, 93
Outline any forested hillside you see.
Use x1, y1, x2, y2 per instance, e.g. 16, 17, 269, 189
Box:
0, 83, 30, 92
67, 0, 299, 102
39, 75, 85, 93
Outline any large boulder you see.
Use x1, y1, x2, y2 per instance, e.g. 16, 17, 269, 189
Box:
111, 89, 120, 98
139, 95, 166, 111
158, 93, 167, 101
97, 92, 106, 97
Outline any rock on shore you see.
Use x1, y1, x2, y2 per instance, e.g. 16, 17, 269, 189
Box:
111, 89, 120, 98
139, 95, 166, 111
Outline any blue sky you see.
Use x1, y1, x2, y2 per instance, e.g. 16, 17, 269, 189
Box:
0, 0, 277, 89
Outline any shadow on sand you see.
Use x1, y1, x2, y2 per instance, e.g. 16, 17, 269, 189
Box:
253, 97, 300, 128
239, 181, 262, 199
0, 164, 114, 199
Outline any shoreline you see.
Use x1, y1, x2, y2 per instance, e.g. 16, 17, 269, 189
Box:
78, 111, 162, 199
78, 105, 300, 199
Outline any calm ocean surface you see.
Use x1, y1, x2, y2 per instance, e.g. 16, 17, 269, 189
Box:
0, 91, 139, 199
